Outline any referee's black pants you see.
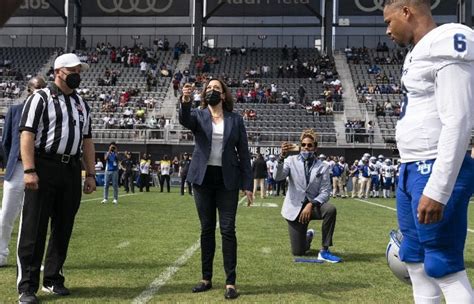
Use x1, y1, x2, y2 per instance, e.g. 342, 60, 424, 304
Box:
17, 156, 82, 293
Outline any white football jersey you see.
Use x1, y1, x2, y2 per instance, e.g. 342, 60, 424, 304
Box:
381, 164, 395, 178
397, 23, 474, 204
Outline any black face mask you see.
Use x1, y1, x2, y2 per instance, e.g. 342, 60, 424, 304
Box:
205, 90, 222, 106
65, 73, 81, 89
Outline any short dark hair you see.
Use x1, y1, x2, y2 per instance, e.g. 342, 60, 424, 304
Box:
383, 0, 430, 8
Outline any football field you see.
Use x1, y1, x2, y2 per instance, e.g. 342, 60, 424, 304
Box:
1, 187, 473, 303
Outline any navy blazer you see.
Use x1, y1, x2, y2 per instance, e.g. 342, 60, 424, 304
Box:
2, 104, 24, 181
179, 102, 253, 191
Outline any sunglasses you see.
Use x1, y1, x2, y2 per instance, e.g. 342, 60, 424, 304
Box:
301, 143, 314, 148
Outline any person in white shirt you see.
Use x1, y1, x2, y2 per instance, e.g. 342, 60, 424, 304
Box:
266, 155, 277, 196
384, 1, 474, 303
95, 158, 104, 171
380, 159, 395, 198
159, 155, 171, 193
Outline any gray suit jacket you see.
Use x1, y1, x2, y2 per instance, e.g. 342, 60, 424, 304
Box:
274, 155, 331, 221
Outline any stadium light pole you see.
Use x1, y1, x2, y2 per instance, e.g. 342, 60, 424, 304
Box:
457, 0, 472, 27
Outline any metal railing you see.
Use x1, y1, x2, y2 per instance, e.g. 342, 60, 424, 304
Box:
0, 34, 395, 49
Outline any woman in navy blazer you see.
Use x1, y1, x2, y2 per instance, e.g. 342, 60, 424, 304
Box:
179, 79, 253, 300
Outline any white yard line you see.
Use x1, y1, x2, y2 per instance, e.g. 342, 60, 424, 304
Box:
81, 193, 137, 202
132, 240, 201, 304
355, 198, 474, 234
132, 195, 247, 303
116, 241, 130, 249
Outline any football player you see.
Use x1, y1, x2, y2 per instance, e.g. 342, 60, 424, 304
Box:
384, 0, 474, 303
368, 156, 380, 198
381, 159, 395, 198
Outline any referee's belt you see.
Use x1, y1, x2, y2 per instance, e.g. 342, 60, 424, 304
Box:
35, 151, 80, 164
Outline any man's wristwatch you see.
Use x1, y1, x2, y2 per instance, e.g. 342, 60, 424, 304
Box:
24, 168, 36, 174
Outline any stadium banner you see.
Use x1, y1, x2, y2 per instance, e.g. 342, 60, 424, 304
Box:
14, 0, 64, 17
249, 146, 282, 156
338, 0, 456, 16
14, 0, 190, 17
206, 0, 321, 17
84, 0, 190, 16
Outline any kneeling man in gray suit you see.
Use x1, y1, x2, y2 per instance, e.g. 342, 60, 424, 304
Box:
274, 129, 341, 263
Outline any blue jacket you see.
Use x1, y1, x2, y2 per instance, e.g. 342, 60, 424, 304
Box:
2, 104, 24, 181
179, 102, 253, 191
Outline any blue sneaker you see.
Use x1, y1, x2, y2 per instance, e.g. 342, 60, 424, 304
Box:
317, 250, 342, 263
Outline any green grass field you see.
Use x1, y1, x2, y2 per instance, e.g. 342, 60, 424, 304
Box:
0, 187, 473, 303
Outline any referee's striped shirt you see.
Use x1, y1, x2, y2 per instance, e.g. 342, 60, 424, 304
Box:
19, 84, 92, 156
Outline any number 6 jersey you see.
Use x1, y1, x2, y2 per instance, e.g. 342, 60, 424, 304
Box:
397, 23, 474, 205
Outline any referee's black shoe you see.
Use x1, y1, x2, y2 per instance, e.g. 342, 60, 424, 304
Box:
18, 291, 38, 304
42, 283, 70, 296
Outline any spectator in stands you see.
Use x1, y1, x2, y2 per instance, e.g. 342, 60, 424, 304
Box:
376, 104, 385, 117
173, 77, 180, 97
140, 60, 147, 76
292, 46, 299, 60
240, 46, 247, 55
298, 85, 306, 104
282, 45, 289, 60
275, 129, 341, 262
135, 106, 145, 122
225, 47, 231, 56
289, 95, 296, 109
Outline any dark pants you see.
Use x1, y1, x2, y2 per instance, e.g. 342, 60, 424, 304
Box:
160, 174, 170, 192
276, 180, 286, 196
193, 166, 239, 285
181, 175, 192, 195
123, 171, 135, 193
17, 156, 81, 293
139, 173, 150, 192
287, 202, 337, 256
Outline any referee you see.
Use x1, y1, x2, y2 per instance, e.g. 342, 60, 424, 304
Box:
17, 53, 96, 304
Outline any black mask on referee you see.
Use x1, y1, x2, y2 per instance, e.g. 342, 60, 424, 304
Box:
64, 73, 81, 89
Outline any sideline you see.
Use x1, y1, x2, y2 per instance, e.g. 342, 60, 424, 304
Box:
81, 193, 137, 202
132, 195, 247, 303
355, 198, 474, 234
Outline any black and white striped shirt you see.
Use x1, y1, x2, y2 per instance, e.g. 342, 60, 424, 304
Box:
19, 85, 92, 156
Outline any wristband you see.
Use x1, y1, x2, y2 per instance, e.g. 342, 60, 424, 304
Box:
24, 168, 36, 174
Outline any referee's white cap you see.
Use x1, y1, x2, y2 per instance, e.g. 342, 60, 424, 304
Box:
54, 53, 89, 71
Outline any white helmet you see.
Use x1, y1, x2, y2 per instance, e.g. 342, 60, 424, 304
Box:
370, 156, 377, 163
378, 154, 385, 160
318, 154, 326, 160
385, 159, 392, 165
363, 153, 371, 159
386, 230, 411, 285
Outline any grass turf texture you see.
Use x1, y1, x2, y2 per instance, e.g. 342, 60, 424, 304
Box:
0, 187, 473, 303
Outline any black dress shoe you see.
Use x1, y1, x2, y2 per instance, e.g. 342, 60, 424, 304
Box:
19, 291, 38, 304
192, 281, 212, 293
224, 287, 239, 299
